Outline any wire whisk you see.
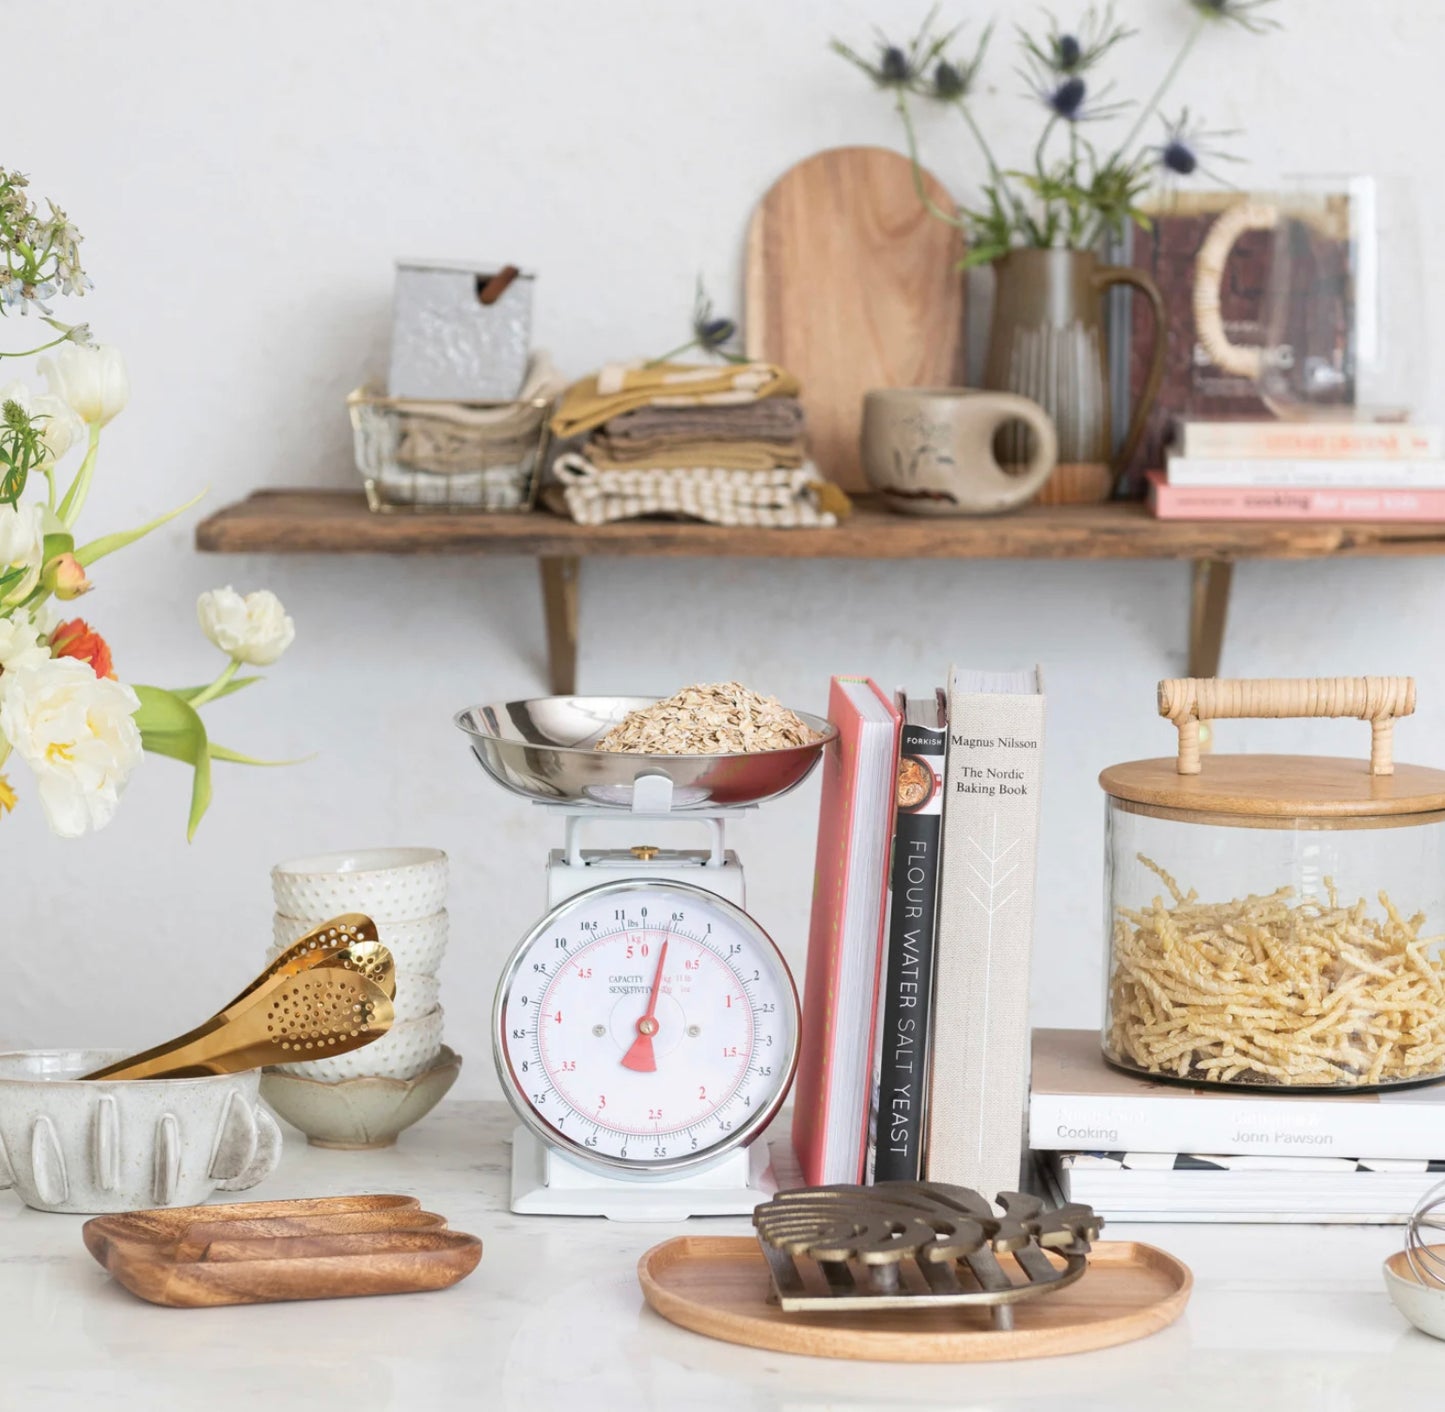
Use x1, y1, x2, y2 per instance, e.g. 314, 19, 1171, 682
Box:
1404, 1175, 1445, 1287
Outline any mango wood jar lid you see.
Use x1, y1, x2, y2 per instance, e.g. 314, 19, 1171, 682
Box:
1099, 754, 1445, 822
1105, 677, 1445, 826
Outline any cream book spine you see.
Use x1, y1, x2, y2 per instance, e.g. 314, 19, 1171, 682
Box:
924, 666, 1045, 1198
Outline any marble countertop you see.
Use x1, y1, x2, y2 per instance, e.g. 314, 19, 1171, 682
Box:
2, 1099, 1440, 1410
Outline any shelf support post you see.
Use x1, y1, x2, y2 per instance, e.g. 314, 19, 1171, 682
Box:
539, 556, 581, 695
1188, 559, 1233, 679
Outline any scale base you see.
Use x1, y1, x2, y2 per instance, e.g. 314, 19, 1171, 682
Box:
508, 1126, 778, 1220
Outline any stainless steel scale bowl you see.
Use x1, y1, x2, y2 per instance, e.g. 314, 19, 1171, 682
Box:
455, 696, 835, 809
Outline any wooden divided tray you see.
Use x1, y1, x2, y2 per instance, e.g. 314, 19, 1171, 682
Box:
638, 1236, 1191, 1363
83, 1194, 482, 1307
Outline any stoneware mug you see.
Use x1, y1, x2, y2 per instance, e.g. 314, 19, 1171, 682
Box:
860, 388, 1058, 516
0, 1049, 282, 1214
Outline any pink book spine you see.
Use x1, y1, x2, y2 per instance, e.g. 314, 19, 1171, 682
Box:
1148, 473, 1445, 521
792, 678, 865, 1187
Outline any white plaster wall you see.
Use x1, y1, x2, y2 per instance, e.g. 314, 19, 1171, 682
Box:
3, 0, 1442, 1099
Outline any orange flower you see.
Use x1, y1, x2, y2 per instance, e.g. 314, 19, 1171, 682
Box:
50, 618, 115, 680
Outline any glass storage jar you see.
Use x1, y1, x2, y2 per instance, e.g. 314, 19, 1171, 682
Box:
1099, 676, 1445, 1092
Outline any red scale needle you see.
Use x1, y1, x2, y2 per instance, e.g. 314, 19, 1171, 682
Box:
620, 938, 669, 1072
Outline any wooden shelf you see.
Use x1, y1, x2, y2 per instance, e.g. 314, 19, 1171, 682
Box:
196, 490, 1445, 692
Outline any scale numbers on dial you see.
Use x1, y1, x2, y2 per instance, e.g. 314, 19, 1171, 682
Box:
494, 879, 798, 1172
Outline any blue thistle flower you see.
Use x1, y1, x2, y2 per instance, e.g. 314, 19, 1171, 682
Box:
1048, 76, 1087, 120
1151, 110, 1243, 183
1188, 0, 1280, 32
879, 46, 912, 84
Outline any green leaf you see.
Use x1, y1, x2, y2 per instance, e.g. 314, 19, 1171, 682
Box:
74, 489, 206, 569
958, 245, 1009, 269
41, 530, 75, 562
172, 676, 261, 705
56, 428, 99, 527
133, 684, 213, 842
209, 742, 313, 767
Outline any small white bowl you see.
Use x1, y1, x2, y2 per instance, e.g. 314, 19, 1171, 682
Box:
272, 910, 449, 976
274, 1007, 444, 1083
271, 847, 447, 922
261, 1046, 462, 1149
1385, 1248, 1445, 1339
0, 1050, 281, 1214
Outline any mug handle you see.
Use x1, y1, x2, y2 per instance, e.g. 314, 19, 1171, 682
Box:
1093, 265, 1168, 477
985, 393, 1058, 506
216, 1104, 283, 1192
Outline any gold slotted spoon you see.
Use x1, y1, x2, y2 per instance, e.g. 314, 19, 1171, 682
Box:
84, 918, 397, 1082
222, 913, 395, 1011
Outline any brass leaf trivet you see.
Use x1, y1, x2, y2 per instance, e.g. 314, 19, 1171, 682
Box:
753, 1182, 1102, 1331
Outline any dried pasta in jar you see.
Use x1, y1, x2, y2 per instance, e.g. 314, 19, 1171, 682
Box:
1105, 855, 1445, 1088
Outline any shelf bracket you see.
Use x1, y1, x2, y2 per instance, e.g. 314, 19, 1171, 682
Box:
1188, 559, 1233, 678
539, 556, 581, 695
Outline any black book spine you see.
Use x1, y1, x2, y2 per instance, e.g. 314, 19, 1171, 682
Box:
871, 721, 945, 1183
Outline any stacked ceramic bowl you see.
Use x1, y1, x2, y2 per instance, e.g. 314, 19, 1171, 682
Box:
260, 848, 460, 1148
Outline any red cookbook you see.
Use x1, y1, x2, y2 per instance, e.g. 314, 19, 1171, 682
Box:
791, 676, 901, 1186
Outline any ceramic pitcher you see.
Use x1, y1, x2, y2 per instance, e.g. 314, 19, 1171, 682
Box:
984, 248, 1166, 504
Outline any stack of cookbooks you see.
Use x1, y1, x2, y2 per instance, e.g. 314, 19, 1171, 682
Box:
791, 667, 1046, 1201
1146, 418, 1445, 521
1029, 1029, 1445, 1222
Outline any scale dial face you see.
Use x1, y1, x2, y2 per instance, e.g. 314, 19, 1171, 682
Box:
494, 878, 799, 1174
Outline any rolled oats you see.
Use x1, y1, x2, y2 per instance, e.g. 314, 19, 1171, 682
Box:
595, 682, 821, 755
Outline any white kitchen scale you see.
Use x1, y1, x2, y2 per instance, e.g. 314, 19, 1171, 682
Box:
456, 695, 833, 1220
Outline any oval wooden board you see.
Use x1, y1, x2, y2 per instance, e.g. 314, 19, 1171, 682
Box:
744, 146, 966, 491
638, 1236, 1191, 1363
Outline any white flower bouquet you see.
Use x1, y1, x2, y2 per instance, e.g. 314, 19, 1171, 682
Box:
0, 167, 294, 838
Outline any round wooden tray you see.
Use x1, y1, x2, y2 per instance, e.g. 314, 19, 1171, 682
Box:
637, 1236, 1191, 1363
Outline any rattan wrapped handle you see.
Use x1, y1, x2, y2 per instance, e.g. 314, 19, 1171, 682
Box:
1158, 677, 1416, 776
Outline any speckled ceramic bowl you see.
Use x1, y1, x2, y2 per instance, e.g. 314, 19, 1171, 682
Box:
261, 1046, 461, 1149
0, 1050, 282, 1214
1385, 1248, 1445, 1339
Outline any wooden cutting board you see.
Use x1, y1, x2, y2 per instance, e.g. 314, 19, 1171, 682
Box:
745, 146, 967, 491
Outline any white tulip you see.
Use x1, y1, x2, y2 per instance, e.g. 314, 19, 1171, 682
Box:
0, 380, 84, 465
41, 343, 129, 427
197, 586, 295, 666
0, 611, 50, 672
0, 502, 46, 603
0, 657, 142, 837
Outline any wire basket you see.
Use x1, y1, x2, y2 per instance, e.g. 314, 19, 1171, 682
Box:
348, 385, 553, 513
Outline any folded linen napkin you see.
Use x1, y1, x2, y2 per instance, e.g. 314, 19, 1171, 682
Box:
549, 362, 800, 439
601, 397, 807, 443
548, 452, 848, 528
585, 435, 806, 472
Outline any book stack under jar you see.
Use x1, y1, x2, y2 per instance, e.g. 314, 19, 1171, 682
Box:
262, 848, 456, 1148
1148, 418, 1445, 520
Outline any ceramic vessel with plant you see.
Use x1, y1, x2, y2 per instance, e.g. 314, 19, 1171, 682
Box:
0, 167, 296, 838
837, 1, 1278, 498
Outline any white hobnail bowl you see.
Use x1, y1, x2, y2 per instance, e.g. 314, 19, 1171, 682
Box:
272, 910, 449, 977
271, 848, 447, 923
391, 972, 441, 1024
274, 1007, 445, 1083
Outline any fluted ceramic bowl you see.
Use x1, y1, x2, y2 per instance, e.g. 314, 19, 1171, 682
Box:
261, 1047, 461, 1149
0, 1050, 282, 1214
